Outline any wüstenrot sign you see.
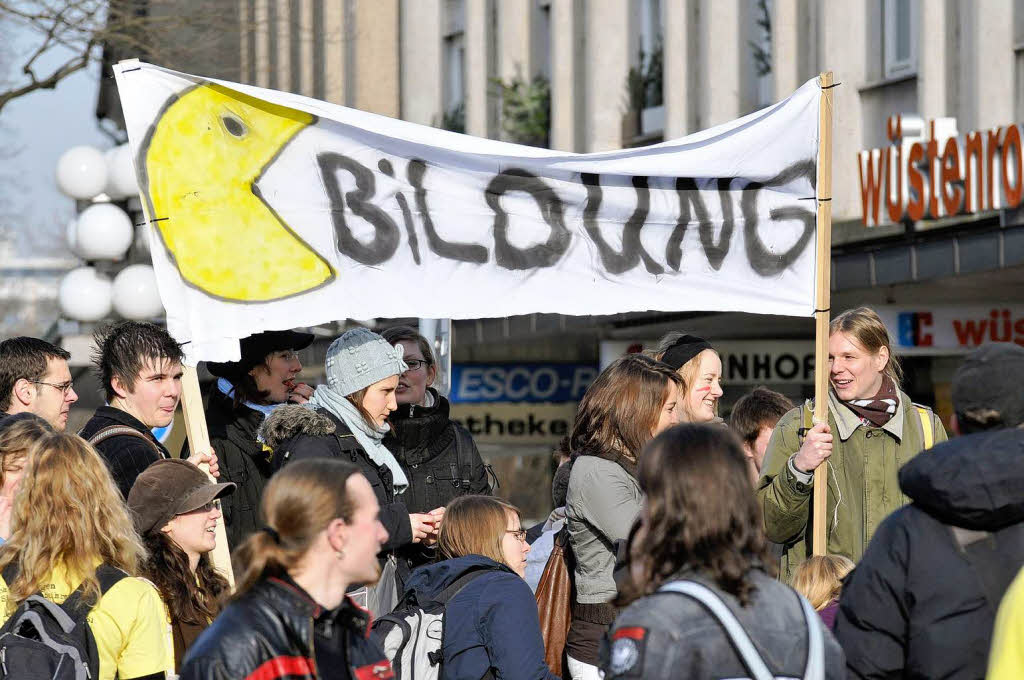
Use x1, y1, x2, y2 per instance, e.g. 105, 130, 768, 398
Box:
859, 114, 1024, 226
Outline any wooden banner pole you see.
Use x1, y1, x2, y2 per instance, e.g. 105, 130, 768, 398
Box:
811, 71, 835, 556
180, 366, 236, 587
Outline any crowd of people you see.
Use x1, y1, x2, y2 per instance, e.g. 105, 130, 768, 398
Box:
0, 306, 1021, 679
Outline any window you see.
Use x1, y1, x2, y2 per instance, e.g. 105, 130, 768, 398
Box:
442, 0, 466, 133
883, 0, 917, 79
444, 35, 466, 111
752, 0, 773, 107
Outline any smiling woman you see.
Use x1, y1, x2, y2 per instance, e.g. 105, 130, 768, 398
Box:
128, 459, 235, 672
756, 307, 948, 582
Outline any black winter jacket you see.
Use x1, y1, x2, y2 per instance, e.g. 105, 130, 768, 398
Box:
384, 390, 491, 514
80, 406, 169, 499
204, 385, 274, 550
834, 427, 1024, 680
261, 405, 414, 553
180, 576, 393, 680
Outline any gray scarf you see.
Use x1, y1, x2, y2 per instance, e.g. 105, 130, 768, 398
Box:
306, 385, 409, 494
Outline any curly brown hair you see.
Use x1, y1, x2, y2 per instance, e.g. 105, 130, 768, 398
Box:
617, 424, 774, 607
140, 532, 230, 625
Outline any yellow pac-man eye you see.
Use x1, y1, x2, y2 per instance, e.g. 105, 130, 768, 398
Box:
141, 82, 334, 302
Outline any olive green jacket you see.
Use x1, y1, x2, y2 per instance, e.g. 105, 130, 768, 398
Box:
756, 389, 946, 583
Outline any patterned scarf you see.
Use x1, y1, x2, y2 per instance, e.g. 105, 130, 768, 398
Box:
842, 375, 899, 427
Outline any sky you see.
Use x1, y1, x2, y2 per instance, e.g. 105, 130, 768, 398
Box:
1, 20, 111, 259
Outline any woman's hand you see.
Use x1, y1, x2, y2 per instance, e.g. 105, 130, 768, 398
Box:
287, 382, 314, 404
793, 422, 832, 473
421, 506, 445, 546
409, 513, 436, 543
187, 448, 221, 478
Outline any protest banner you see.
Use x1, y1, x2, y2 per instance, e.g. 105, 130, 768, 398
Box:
113, 60, 835, 568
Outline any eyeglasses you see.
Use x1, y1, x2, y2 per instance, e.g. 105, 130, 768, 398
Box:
274, 350, 299, 362
29, 380, 74, 396
403, 360, 431, 373
506, 529, 527, 543
189, 499, 221, 514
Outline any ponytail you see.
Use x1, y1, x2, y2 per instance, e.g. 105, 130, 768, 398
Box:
231, 458, 360, 597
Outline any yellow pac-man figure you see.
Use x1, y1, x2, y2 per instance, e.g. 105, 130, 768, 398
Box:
140, 82, 334, 302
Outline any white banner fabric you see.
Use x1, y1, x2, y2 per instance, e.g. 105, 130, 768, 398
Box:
113, 61, 823, 362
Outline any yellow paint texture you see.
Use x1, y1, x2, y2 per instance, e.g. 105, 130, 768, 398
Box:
145, 83, 334, 301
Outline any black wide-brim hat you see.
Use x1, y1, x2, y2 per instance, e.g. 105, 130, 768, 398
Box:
205, 329, 315, 380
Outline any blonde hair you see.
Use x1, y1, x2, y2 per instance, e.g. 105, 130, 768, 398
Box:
830, 307, 903, 389
653, 333, 721, 423
791, 555, 855, 610
0, 416, 52, 485
437, 495, 521, 567
232, 458, 360, 597
0, 432, 145, 607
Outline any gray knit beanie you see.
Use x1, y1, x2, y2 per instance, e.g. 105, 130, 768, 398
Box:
325, 328, 409, 396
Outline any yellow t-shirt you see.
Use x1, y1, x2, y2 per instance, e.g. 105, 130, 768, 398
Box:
0, 563, 173, 680
988, 567, 1024, 680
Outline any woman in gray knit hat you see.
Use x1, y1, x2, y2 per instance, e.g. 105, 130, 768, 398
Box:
259, 327, 445, 615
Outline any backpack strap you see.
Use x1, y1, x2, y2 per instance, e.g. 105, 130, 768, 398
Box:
56, 564, 129, 621
657, 580, 825, 680
451, 423, 497, 492
797, 399, 815, 445
914, 405, 934, 450
2, 561, 17, 588
434, 567, 494, 606
86, 425, 165, 459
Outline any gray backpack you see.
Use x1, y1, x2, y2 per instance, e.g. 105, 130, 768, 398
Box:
0, 564, 126, 680
657, 580, 824, 680
371, 568, 494, 680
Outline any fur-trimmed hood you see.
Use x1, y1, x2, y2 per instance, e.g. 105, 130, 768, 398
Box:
259, 405, 336, 451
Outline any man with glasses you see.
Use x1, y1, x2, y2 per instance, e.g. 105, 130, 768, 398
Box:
0, 336, 78, 430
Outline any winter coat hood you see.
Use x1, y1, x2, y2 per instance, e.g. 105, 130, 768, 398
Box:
259, 404, 336, 451
899, 427, 1024, 531
402, 554, 510, 605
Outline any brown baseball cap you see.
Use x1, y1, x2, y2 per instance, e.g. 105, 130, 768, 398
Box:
127, 459, 236, 536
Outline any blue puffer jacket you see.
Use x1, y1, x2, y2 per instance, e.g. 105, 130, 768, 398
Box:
402, 554, 558, 680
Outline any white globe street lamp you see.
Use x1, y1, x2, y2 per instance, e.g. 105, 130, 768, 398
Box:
59, 267, 113, 321
112, 264, 164, 320
75, 203, 134, 260
56, 145, 108, 200
105, 144, 139, 199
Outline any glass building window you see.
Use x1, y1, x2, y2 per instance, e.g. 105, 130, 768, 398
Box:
883, 0, 917, 78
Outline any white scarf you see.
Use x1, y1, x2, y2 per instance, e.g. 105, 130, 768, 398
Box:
306, 385, 409, 494
217, 378, 288, 417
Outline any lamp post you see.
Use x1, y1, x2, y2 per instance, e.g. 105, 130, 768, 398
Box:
55, 143, 164, 325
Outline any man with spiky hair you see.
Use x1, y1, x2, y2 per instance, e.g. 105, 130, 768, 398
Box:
0, 336, 78, 431
80, 321, 218, 499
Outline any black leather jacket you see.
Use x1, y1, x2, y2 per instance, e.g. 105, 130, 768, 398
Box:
180, 576, 393, 680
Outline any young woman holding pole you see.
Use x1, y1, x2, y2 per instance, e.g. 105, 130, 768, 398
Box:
756, 307, 946, 582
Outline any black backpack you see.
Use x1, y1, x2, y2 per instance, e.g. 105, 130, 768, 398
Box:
0, 563, 127, 680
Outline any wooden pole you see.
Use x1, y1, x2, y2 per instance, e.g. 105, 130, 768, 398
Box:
180, 366, 236, 587
812, 71, 835, 556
